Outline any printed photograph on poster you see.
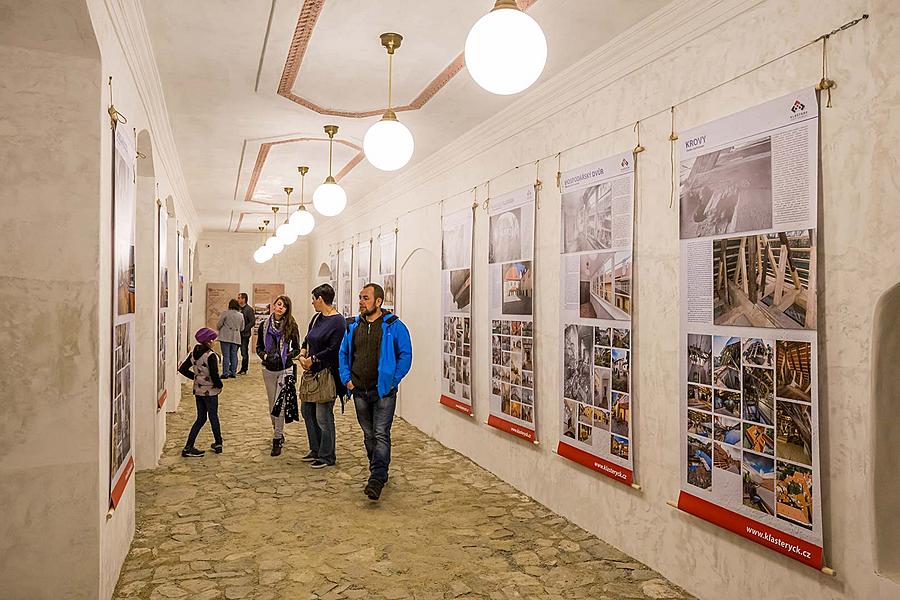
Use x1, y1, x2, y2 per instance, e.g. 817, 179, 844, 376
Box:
114, 140, 136, 317
714, 441, 742, 474
775, 462, 813, 529
442, 215, 472, 271
776, 340, 812, 402
561, 181, 613, 252
679, 135, 773, 239
157, 311, 166, 399
687, 334, 712, 385
687, 435, 713, 490
489, 198, 535, 265
714, 414, 741, 446
443, 268, 471, 312
357, 242, 371, 280
713, 335, 741, 390
379, 233, 396, 276
742, 451, 775, 515
713, 230, 816, 329
688, 384, 712, 411
158, 205, 168, 309
383, 274, 396, 307
775, 399, 812, 465
743, 337, 774, 367
111, 321, 133, 480
501, 262, 532, 315
563, 324, 592, 404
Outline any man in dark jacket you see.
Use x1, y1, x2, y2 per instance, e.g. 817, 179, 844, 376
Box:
339, 283, 412, 501
237, 292, 255, 375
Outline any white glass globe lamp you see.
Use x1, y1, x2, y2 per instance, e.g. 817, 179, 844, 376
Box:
465, 0, 547, 96
254, 245, 272, 264
276, 221, 299, 245
289, 205, 316, 235
364, 112, 414, 172
265, 235, 284, 255
313, 125, 347, 217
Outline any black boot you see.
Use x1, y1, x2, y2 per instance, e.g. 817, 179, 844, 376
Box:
270, 437, 284, 457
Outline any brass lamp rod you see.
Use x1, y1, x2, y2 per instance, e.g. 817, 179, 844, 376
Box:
380, 33, 402, 118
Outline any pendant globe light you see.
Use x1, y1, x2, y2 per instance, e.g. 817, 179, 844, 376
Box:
313, 125, 347, 217
265, 206, 285, 254
289, 165, 316, 235
275, 187, 299, 245
254, 223, 273, 263
363, 33, 414, 172
465, 0, 547, 95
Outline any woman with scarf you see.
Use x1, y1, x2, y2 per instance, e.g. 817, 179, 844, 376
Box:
256, 295, 301, 456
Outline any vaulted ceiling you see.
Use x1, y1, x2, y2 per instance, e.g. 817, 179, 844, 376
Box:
142, 0, 670, 233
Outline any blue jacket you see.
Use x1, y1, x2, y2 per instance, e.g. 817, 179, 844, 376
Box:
339, 312, 412, 398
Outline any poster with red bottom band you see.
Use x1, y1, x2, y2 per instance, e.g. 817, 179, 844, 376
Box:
110, 125, 136, 508
677, 88, 824, 569
556, 152, 635, 486
487, 186, 536, 440
440, 206, 474, 415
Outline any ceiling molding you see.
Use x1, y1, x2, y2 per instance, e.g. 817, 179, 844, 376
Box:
99, 0, 203, 235
311, 0, 763, 237
241, 136, 364, 205
277, 0, 538, 118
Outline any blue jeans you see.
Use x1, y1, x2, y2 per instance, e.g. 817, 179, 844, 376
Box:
301, 400, 336, 464
221, 342, 239, 377
186, 395, 221, 447
352, 389, 396, 483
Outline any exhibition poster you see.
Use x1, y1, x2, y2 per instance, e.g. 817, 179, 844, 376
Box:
176, 230, 183, 359
375, 231, 398, 311
110, 125, 136, 508
557, 152, 635, 485
157, 202, 168, 409
355, 239, 372, 304
338, 247, 353, 318
440, 207, 474, 415
252, 283, 285, 342
677, 89, 823, 568
329, 252, 338, 288
206, 283, 240, 331
487, 186, 537, 441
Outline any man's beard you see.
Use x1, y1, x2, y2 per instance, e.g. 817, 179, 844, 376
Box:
360, 305, 377, 317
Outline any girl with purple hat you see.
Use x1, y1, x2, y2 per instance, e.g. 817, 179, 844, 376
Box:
256, 295, 301, 456
177, 327, 224, 457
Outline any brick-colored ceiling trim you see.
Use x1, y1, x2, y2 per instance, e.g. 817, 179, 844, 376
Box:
277, 0, 539, 117
244, 136, 363, 204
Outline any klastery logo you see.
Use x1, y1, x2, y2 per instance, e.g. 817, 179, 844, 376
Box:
621, 158, 629, 168
791, 100, 805, 113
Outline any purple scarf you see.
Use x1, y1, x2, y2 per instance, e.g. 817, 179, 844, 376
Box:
265, 315, 289, 367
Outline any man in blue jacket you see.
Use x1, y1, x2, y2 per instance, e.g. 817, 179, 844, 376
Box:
339, 282, 413, 501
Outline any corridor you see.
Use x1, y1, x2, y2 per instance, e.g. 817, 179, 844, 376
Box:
113, 368, 690, 600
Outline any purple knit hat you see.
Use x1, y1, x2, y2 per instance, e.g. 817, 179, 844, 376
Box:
195, 327, 218, 343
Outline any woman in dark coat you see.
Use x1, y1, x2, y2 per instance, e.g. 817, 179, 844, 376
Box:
297, 284, 347, 468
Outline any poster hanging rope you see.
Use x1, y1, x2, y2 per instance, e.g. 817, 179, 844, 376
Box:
397, 13, 870, 218
329, 14, 867, 254
107, 76, 128, 129
668, 107, 679, 209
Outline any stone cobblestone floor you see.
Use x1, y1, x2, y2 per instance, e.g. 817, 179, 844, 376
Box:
114, 366, 693, 600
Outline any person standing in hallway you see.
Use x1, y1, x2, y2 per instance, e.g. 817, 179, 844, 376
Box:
339, 283, 412, 500
257, 295, 301, 456
217, 299, 244, 378
237, 292, 255, 375
178, 327, 224, 456
297, 284, 346, 469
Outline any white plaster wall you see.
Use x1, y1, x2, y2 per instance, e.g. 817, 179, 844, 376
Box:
0, 3, 103, 596
133, 169, 168, 470
306, 1, 900, 598
87, 0, 202, 595
191, 232, 313, 361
